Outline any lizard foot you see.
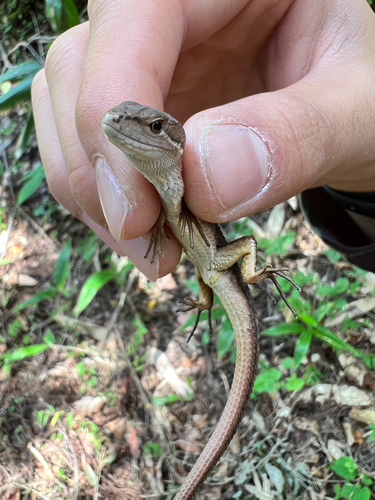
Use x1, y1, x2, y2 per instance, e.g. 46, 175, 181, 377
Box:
178, 199, 210, 249
249, 264, 301, 318
144, 208, 168, 264
177, 297, 213, 342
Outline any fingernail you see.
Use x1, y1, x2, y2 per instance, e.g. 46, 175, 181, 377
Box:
203, 125, 270, 209
95, 156, 129, 241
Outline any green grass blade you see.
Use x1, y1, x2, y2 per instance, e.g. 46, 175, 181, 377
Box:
262, 322, 307, 336
45, 0, 63, 33
0, 78, 33, 111
0, 344, 49, 362
53, 240, 72, 290
15, 288, 57, 312
294, 328, 312, 367
15, 110, 35, 159
74, 269, 116, 316
62, 0, 80, 28
0, 61, 43, 83
17, 165, 46, 205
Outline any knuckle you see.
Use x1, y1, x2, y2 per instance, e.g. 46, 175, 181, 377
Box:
31, 68, 46, 96
45, 24, 87, 82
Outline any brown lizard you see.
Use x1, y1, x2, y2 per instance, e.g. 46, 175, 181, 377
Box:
102, 102, 299, 500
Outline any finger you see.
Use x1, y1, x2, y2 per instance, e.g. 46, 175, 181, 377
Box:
75, 1, 184, 243
44, 23, 160, 241
183, 50, 375, 221
32, 68, 181, 280
75, 0, 252, 241
32, 68, 85, 218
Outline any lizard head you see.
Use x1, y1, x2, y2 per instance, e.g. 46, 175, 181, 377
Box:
102, 101, 186, 164
102, 102, 186, 201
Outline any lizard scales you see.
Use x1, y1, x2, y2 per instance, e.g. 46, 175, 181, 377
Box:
102, 102, 298, 499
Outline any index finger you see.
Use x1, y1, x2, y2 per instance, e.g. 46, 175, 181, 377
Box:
76, 0, 185, 167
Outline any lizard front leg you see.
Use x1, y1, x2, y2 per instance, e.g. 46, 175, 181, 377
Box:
177, 270, 214, 342
211, 236, 300, 317
144, 207, 168, 264
179, 199, 210, 249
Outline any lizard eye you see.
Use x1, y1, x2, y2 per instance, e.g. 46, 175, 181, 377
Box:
150, 120, 163, 134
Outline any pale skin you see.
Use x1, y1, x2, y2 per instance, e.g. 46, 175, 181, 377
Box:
32, 0, 375, 281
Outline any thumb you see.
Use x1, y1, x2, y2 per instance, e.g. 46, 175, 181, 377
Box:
183, 78, 375, 222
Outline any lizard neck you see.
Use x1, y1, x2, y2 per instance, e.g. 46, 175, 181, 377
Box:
127, 152, 184, 216
152, 164, 184, 215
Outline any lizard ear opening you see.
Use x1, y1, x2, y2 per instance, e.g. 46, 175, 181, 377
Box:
149, 120, 163, 134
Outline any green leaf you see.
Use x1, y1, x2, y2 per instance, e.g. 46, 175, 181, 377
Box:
15, 288, 57, 312
333, 484, 341, 500
43, 329, 55, 345
45, 0, 63, 32
66, 413, 74, 429
341, 483, 371, 500
0, 61, 43, 83
361, 475, 373, 486
74, 269, 116, 316
281, 357, 295, 369
325, 249, 342, 263
53, 240, 72, 290
313, 301, 336, 323
342, 316, 362, 333
153, 393, 191, 406
294, 328, 312, 367
128, 314, 148, 356
76, 231, 98, 263
45, 0, 80, 33
115, 259, 135, 286
262, 322, 306, 337
285, 373, 305, 391
302, 365, 323, 386
0, 344, 49, 362
331, 456, 358, 480
257, 232, 296, 256
143, 443, 162, 458
341, 483, 355, 499
0, 78, 34, 111
298, 312, 365, 359
253, 368, 282, 396
366, 424, 375, 442
316, 277, 349, 297
7, 318, 24, 337
17, 165, 46, 205
15, 110, 35, 159
62, 0, 80, 28
354, 486, 370, 500
292, 270, 317, 287
217, 317, 235, 358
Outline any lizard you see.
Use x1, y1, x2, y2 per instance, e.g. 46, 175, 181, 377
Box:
102, 101, 299, 500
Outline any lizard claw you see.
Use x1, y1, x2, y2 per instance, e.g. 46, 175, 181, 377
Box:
177, 297, 213, 342
255, 265, 300, 318
144, 208, 168, 264
179, 199, 210, 249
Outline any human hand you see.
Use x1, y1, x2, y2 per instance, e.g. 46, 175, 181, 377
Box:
32, 0, 375, 280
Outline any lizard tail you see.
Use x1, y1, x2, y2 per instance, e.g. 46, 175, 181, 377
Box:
173, 273, 259, 499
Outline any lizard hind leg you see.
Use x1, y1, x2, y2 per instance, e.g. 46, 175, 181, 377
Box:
211, 235, 301, 317
177, 271, 214, 342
